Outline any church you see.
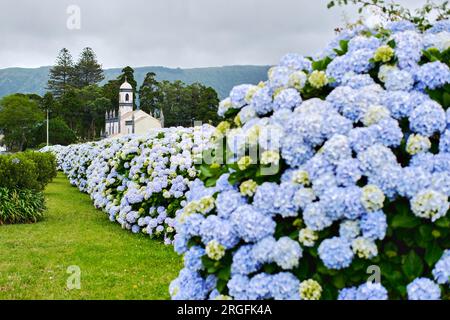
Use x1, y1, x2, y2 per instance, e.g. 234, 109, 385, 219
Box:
104, 79, 163, 137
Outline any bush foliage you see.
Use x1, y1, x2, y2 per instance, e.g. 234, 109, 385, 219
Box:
0, 188, 46, 224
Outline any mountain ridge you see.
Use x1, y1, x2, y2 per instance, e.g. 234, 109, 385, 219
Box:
0, 65, 271, 99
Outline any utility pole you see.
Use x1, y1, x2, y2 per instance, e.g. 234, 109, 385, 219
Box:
46, 109, 49, 146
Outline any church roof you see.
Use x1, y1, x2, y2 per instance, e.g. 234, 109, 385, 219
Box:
121, 109, 159, 123
120, 79, 132, 90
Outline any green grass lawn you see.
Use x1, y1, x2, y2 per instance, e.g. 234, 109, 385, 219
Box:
0, 173, 182, 300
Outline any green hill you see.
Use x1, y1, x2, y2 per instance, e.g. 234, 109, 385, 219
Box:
0, 65, 270, 99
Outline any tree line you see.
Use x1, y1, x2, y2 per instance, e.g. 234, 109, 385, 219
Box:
0, 47, 220, 151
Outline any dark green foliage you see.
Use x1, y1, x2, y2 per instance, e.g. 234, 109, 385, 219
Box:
47, 48, 75, 98
0, 152, 56, 191
139, 72, 162, 115
72, 47, 105, 88
29, 117, 77, 147
156, 80, 221, 127
22, 151, 57, 190
0, 187, 46, 224
0, 153, 39, 190
0, 94, 45, 151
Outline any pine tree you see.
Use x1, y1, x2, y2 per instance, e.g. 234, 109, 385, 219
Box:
47, 48, 75, 98
139, 72, 162, 115
73, 47, 105, 88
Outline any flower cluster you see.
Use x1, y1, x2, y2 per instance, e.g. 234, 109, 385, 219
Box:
171, 20, 450, 300
42, 125, 214, 244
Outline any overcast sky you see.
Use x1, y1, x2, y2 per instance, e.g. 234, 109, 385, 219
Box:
0, 0, 425, 69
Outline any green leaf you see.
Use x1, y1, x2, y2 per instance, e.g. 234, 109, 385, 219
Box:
331, 274, 346, 289
443, 92, 450, 109
387, 39, 396, 49
217, 265, 231, 281
435, 216, 450, 228
200, 164, 213, 178
419, 224, 433, 242
402, 250, 424, 281
391, 213, 421, 229
216, 279, 227, 293
424, 242, 444, 267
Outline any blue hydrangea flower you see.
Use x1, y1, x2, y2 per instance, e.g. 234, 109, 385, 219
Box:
360, 211, 387, 241
318, 237, 354, 270
247, 273, 273, 300
170, 268, 208, 300
279, 53, 312, 72
274, 182, 301, 217
339, 220, 360, 240
231, 245, 261, 275
270, 272, 300, 300
200, 215, 239, 249
386, 20, 417, 33
338, 287, 358, 300
356, 283, 389, 300
320, 187, 347, 221
253, 182, 278, 216
228, 274, 250, 300
251, 236, 277, 264
230, 84, 253, 108
231, 205, 276, 243
439, 130, 450, 153
336, 158, 362, 186
407, 278, 441, 300
273, 237, 303, 270
343, 186, 367, 220
396, 167, 432, 198
250, 87, 273, 116
385, 69, 414, 91
216, 190, 247, 219
432, 250, 450, 285
416, 61, 450, 90
373, 118, 403, 147
303, 202, 333, 231
348, 36, 381, 53
341, 73, 375, 89
393, 31, 423, 69
273, 88, 302, 111
281, 136, 314, 168
179, 213, 205, 238
184, 246, 205, 271
427, 20, 450, 33
410, 100, 446, 137
382, 90, 416, 119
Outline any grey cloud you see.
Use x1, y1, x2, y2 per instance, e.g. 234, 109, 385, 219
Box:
0, 0, 427, 69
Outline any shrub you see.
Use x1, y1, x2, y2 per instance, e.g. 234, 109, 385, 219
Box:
41, 125, 214, 243
29, 118, 77, 148
23, 151, 57, 190
0, 188, 46, 224
0, 151, 57, 191
0, 153, 39, 190
169, 19, 450, 300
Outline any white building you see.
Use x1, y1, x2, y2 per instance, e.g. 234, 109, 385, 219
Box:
104, 79, 163, 137
0, 134, 5, 153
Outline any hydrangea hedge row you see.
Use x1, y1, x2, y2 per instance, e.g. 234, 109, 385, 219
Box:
169, 20, 450, 300
41, 125, 214, 244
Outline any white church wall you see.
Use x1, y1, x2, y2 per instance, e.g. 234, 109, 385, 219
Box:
135, 116, 162, 135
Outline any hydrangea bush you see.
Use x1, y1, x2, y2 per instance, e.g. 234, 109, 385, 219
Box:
42, 125, 214, 244
170, 20, 450, 300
